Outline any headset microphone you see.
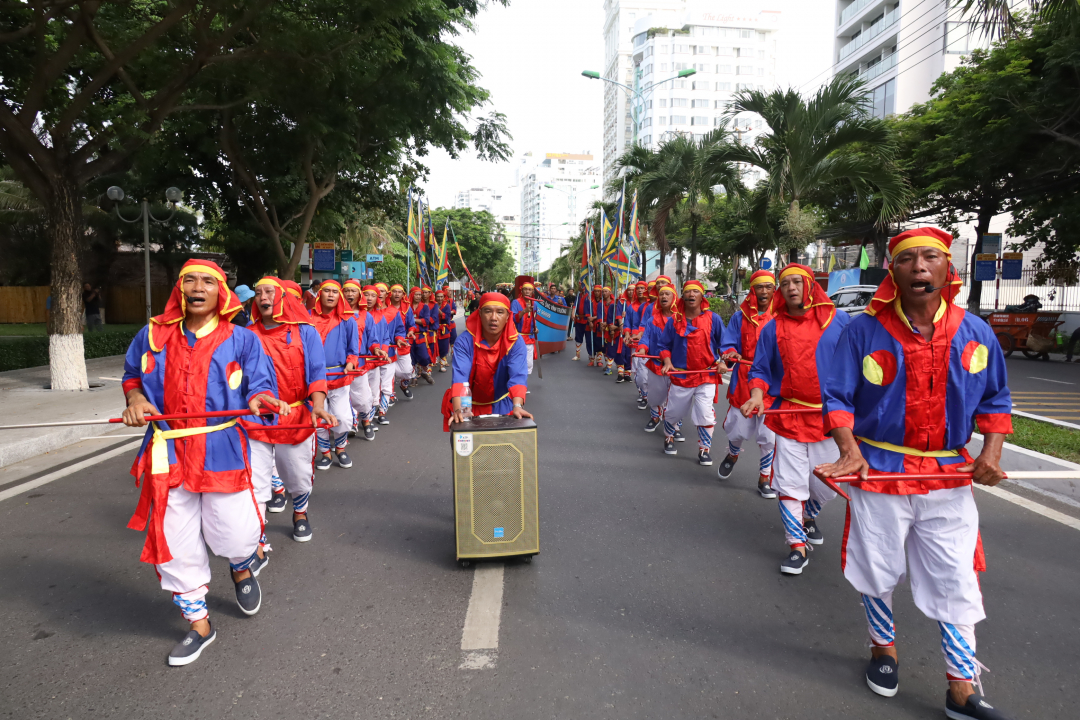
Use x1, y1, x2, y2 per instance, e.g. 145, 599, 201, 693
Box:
922, 263, 958, 294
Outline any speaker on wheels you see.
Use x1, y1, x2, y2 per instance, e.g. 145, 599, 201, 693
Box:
450, 416, 539, 565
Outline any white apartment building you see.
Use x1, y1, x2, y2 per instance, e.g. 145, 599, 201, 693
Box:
631, 8, 780, 163
833, 0, 992, 118
453, 187, 497, 214
518, 153, 603, 276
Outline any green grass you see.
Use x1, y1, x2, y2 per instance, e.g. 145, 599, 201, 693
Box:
1002, 415, 1080, 465
0, 323, 142, 337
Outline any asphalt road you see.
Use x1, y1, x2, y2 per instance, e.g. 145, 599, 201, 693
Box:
0, 343, 1076, 719
1003, 356, 1080, 423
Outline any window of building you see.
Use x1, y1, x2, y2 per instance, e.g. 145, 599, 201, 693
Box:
659, 62, 668, 72
691, 116, 709, 126
737, 47, 754, 57
646, 99, 653, 109
672, 80, 687, 89
740, 29, 752, 39
758, 31, 767, 41
659, 98, 667, 108
754, 119, 763, 129
945, 22, 984, 54
659, 44, 668, 54
717, 46, 733, 56
671, 98, 687, 107
694, 63, 710, 72
758, 68, 765, 76
673, 44, 689, 53
644, 46, 653, 58
674, 62, 688, 71
671, 115, 687, 125
715, 82, 732, 92
641, 117, 652, 127
734, 117, 751, 129
694, 45, 709, 54
717, 65, 732, 74
737, 65, 754, 75
758, 50, 766, 59
691, 99, 709, 108
736, 82, 753, 91
713, 116, 726, 127
869, 78, 896, 119
644, 64, 652, 76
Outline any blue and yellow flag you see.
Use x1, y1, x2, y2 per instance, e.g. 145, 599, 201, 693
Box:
627, 190, 641, 255
435, 219, 450, 287
600, 207, 619, 263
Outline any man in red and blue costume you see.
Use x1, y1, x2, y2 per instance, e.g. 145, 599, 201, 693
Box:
377, 284, 409, 417
120, 259, 290, 666
434, 288, 454, 373
717, 269, 777, 498
246, 277, 336, 546
445, 292, 532, 428
625, 280, 649, 404
657, 279, 726, 466
636, 277, 678, 435
388, 283, 417, 401
572, 279, 595, 362
591, 285, 607, 368
743, 264, 850, 575
817, 228, 1015, 719
410, 286, 434, 384
511, 281, 539, 376
443, 282, 459, 346
309, 280, 359, 470
347, 285, 390, 440
606, 288, 627, 380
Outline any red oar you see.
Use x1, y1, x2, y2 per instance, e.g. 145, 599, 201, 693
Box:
0, 408, 282, 431
811, 469, 1080, 502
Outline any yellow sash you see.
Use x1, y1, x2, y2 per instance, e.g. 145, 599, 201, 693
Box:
149, 419, 239, 475
783, 397, 823, 408
857, 436, 959, 458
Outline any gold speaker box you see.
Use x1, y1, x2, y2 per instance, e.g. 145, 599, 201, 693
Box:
450, 416, 539, 566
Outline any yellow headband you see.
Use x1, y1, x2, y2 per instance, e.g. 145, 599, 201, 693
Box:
891, 236, 952, 260
779, 266, 814, 283
749, 274, 776, 288
180, 264, 227, 285
480, 299, 508, 311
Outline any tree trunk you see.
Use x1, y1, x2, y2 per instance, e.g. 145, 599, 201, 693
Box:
46, 177, 89, 391
675, 247, 684, 289
688, 218, 698, 280
967, 208, 995, 313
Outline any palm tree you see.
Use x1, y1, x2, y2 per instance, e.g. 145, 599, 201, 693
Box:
635, 129, 742, 280
956, 1, 1079, 36
711, 75, 909, 264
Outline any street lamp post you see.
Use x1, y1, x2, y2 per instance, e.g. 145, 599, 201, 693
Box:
108, 186, 183, 322
581, 67, 696, 145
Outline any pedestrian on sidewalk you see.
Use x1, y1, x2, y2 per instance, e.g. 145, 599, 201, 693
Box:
121, 259, 291, 667
82, 283, 103, 331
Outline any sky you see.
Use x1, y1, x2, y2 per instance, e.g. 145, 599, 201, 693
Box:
419, 0, 837, 209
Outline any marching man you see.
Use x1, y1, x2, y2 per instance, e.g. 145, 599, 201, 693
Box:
121, 260, 290, 666
388, 284, 417, 400
246, 277, 336, 545
657, 280, 726, 466
637, 279, 677, 433
309, 280, 359, 469
742, 264, 850, 575
410, 286, 434, 385
511, 281, 538, 376
572, 280, 595, 362
349, 284, 390, 440
817, 228, 1015, 719
377, 284, 409, 414
717, 269, 778, 498
626, 280, 649, 407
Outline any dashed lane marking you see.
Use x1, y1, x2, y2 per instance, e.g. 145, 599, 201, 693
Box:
459, 563, 504, 669
976, 483, 1080, 532
0, 440, 142, 504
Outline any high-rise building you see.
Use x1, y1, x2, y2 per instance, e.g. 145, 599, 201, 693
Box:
833, 0, 993, 118
453, 187, 496, 213
518, 153, 602, 276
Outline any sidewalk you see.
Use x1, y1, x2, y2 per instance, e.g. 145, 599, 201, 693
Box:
0, 355, 130, 468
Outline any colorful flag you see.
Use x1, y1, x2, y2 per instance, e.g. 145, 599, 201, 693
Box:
600, 207, 618, 262
627, 190, 640, 255
435, 219, 450, 287
827, 253, 836, 272
858, 246, 869, 270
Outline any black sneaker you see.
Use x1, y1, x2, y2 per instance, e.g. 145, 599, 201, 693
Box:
377, 412, 390, 426
664, 438, 677, 455
234, 574, 262, 616
865, 654, 899, 697
389, 395, 397, 407
716, 454, 738, 479
315, 454, 332, 471
698, 449, 713, 466
803, 519, 823, 546
757, 481, 777, 499
673, 430, 686, 442
945, 693, 1015, 720
250, 552, 269, 578
400, 383, 413, 400
267, 492, 288, 513
363, 423, 375, 441
335, 450, 352, 468
293, 515, 312, 543
780, 550, 808, 575
167, 625, 216, 667
423, 372, 434, 385
644, 417, 661, 432
636, 397, 648, 410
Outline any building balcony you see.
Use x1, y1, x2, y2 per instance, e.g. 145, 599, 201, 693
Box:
859, 52, 898, 83
838, 0, 887, 31
838, 7, 899, 62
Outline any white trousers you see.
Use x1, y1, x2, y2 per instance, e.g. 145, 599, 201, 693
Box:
394, 351, 413, 381
349, 371, 380, 421
526, 343, 535, 376
663, 383, 716, 448
250, 438, 315, 514
156, 483, 262, 622
380, 363, 395, 409
773, 434, 839, 546
632, 356, 648, 396
722, 405, 776, 475
317, 385, 352, 451
647, 370, 671, 418
844, 485, 985, 626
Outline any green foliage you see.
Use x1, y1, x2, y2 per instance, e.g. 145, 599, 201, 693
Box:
372, 257, 407, 288
0, 327, 140, 372
1001, 415, 1080, 465
427, 207, 514, 289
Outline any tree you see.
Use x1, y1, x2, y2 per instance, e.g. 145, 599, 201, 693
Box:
956, 0, 1080, 36
428, 207, 514, 289
635, 130, 741, 281
716, 76, 909, 265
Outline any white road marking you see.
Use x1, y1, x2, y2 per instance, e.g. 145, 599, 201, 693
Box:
1028, 376, 1074, 385
1011, 409, 1080, 431
459, 563, 504, 669
976, 483, 1080, 532
0, 440, 142, 503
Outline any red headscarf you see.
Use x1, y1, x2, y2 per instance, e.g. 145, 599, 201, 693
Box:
148, 259, 241, 351
251, 277, 312, 327
866, 227, 961, 317
311, 279, 348, 323
672, 279, 709, 334
772, 264, 835, 329
516, 281, 535, 301
741, 270, 776, 327
282, 280, 304, 300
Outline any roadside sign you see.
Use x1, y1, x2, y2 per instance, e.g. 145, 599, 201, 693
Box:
366, 254, 384, 263
366, 268, 374, 280
340, 249, 353, 262
974, 253, 998, 282
760, 257, 772, 270
312, 241, 336, 272
342, 261, 365, 278
1001, 252, 1023, 280
981, 233, 1001, 256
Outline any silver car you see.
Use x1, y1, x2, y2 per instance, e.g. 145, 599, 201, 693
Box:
828, 284, 878, 316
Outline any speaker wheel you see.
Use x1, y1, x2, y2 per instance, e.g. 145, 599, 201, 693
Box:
459, 560, 472, 568
522, 555, 533, 564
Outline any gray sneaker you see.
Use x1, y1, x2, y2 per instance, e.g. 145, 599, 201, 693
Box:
363, 423, 375, 441
644, 417, 661, 432
168, 625, 217, 667
267, 493, 288, 513
250, 552, 268, 578
293, 516, 313, 542
335, 450, 352, 468
757, 481, 778, 499
803, 519, 823, 546
780, 550, 808, 575
315, 454, 332, 471
234, 575, 262, 616
673, 430, 686, 442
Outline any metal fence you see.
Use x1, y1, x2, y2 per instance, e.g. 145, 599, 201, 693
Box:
953, 268, 1080, 312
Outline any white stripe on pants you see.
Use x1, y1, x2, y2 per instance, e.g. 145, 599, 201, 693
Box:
156, 483, 262, 621
380, 363, 395, 409
349, 372, 378, 420
772, 434, 839, 546
317, 385, 352, 451
250, 437, 315, 514
526, 343, 535, 376
662, 383, 716, 446
722, 405, 776, 474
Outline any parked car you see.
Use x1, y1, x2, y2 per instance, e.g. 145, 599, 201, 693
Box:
828, 285, 878, 316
